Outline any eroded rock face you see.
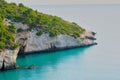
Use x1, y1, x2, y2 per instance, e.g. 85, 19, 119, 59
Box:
16, 30, 97, 54
0, 48, 19, 70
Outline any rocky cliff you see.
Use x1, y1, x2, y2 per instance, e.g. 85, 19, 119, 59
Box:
16, 30, 97, 54
0, 48, 19, 70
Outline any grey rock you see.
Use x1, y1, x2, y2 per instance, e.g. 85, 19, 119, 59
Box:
16, 30, 97, 54
0, 48, 19, 70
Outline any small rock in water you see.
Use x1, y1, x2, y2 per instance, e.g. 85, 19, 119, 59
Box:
27, 65, 35, 69
15, 64, 19, 69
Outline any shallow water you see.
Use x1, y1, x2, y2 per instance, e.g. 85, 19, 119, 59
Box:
0, 4, 120, 80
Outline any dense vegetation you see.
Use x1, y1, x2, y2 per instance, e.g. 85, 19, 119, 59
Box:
0, 19, 18, 51
0, 0, 85, 50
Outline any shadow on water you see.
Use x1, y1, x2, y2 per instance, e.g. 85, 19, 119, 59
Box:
0, 46, 93, 80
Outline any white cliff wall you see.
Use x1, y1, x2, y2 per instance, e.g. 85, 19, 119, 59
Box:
0, 48, 19, 70
17, 31, 96, 53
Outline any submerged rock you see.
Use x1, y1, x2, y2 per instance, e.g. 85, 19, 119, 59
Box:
17, 65, 36, 70
27, 65, 35, 69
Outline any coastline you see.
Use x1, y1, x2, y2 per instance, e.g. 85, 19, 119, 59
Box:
20, 43, 97, 55
0, 30, 97, 71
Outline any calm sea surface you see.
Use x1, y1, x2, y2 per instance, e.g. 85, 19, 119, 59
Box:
0, 4, 120, 80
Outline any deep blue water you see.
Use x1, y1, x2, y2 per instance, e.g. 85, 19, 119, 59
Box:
0, 4, 120, 80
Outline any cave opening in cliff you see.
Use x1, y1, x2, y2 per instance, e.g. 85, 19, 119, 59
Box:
18, 45, 26, 55
1, 60, 5, 71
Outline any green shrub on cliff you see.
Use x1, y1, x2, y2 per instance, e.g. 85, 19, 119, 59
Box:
11, 43, 19, 49
0, 22, 17, 50
36, 30, 43, 36
17, 28, 24, 32
8, 24, 17, 33
0, 42, 5, 50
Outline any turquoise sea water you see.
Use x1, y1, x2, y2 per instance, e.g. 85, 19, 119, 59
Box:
0, 4, 120, 80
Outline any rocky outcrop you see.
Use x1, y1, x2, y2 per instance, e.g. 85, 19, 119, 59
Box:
0, 48, 19, 70
0, 31, 96, 71
4, 19, 97, 55
1, 20, 97, 70
16, 30, 97, 54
